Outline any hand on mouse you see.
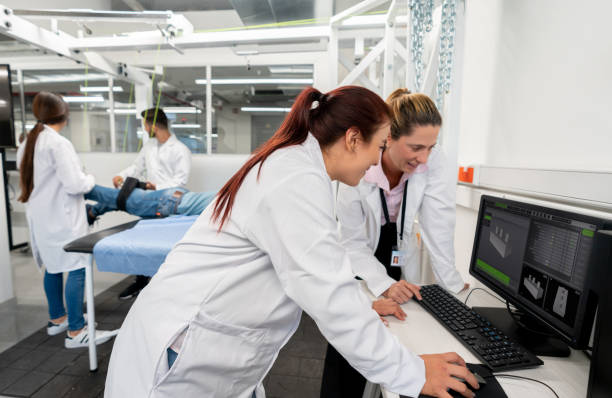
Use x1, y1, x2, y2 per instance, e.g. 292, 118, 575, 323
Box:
419, 352, 479, 398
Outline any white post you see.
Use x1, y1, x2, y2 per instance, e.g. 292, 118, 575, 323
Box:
440, 0, 466, 180
0, 150, 13, 304
329, 26, 339, 88
206, 65, 212, 155
108, 76, 116, 153
383, 0, 398, 98
17, 69, 26, 137
85, 255, 97, 371
405, 0, 416, 91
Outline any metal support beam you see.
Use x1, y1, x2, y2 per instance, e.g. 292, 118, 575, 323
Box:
338, 55, 378, 92
340, 39, 385, 87
108, 76, 116, 153
205, 65, 212, 155
405, 0, 416, 91
17, 69, 25, 137
420, 19, 442, 95
329, 27, 339, 88
383, 0, 398, 98
439, 0, 466, 176
331, 0, 389, 26
72, 26, 329, 52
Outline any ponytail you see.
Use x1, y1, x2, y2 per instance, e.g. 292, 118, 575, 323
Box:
212, 85, 390, 230
18, 121, 44, 202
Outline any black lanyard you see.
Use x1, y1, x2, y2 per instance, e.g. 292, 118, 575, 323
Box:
379, 180, 409, 243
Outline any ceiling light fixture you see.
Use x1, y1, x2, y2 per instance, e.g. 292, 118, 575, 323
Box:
80, 86, 124, 93
62, 95, 105, 103
241, 107, 292, 113
195, 78, 313, 85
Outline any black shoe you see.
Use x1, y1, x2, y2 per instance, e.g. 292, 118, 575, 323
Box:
118, 276, 150, 300
86, 204, 98, 226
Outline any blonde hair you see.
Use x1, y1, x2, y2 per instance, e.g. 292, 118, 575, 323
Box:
386, 88, 441, 139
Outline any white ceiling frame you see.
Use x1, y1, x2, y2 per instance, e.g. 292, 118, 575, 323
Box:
71, 26, 331, 52
0, 5, 150, 85
330, 0, 390, 26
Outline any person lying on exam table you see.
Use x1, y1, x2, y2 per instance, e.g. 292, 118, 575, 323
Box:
83, 180, 216, 223
321, 89, 469, 398
104, 86, 479, 398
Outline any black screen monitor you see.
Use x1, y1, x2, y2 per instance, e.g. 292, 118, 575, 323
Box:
0, 65, 16, 148
469, 195, 611, 354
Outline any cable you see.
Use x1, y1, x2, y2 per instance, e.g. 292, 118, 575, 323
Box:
495, 374, 559, 398
464, 287, 506, 305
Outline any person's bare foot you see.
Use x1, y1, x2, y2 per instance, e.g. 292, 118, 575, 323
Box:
51, 315, 67, 324
68, 327, 84, 338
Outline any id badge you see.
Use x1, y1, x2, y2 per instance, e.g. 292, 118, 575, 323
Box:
390, 245, 407, 267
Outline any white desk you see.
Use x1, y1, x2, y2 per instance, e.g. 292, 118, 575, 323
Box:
372, 287, 590, 398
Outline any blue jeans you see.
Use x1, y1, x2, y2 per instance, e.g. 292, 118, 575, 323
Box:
86, 185, 186, 219
44, 268, 85, 331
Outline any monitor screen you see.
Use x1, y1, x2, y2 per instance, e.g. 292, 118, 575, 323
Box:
469, 195, 609, 348
0, 65, 16, 148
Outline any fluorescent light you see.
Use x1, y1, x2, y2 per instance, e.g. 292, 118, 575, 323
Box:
106, 108, 137, 114
24, 73, 108, 84
173, 124, 201, 129
269, 66, 313, 74
195, 78, 313, 85
63, 96, 104, 103
241, 107, 292, 113
164, 107, 202, 114
80, 85, 123, 93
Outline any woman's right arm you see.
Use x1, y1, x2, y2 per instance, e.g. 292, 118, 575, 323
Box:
245, 173, 477, 397
336, 182, 396, 297
52, 139, 94, 195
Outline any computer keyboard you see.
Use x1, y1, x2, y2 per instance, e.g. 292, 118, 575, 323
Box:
417, 284, 543, 372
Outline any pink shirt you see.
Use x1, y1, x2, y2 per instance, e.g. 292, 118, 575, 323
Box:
364, 155, 427, 225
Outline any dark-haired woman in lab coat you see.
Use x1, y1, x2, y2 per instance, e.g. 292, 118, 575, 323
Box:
105, 86, 478, 398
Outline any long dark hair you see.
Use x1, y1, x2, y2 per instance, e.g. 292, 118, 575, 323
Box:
18, 92, 69, 202
212, 85, 391, 230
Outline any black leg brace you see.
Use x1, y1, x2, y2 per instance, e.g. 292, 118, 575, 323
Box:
117, 177, 140, 211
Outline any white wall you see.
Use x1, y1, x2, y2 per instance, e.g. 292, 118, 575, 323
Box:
0, 152, 14, 304
453, 0, 612, 284
457, 0, 612, 171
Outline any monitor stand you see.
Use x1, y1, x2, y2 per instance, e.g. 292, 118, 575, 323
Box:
473, 306, 571, 357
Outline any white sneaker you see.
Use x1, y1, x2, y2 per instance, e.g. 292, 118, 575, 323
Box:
64, 326, 114, 349
47, 314, 96, 336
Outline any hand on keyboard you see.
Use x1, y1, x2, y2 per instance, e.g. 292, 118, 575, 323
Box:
383, 280, 422, 303
372, 298, 406, 321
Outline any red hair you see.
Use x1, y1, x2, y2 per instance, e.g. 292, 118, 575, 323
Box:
212, 85, 390, 230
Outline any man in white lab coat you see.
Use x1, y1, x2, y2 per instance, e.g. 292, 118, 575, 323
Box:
113, 108, 192, 190
113, 108, 192, 299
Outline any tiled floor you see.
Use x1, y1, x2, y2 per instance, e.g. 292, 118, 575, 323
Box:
0, 277, 327, 397
1, 249, 328, 398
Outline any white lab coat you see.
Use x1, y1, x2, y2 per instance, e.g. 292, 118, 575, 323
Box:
105, 134, 426, 398
16, 126, 95, 273
336, 146, 465, 295
118, 133, 191, 189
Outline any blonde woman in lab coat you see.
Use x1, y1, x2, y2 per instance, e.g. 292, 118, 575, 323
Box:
105, 86, 479, 398
17, 92, 113, 348
321, 89, 468, 397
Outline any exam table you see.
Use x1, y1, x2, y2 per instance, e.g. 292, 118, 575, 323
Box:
63, 215, 198, 371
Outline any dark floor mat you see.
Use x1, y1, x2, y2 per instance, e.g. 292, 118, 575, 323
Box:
0, 278, 327, 398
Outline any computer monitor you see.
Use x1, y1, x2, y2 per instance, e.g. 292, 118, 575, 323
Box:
468, 195, 611, 355
0, 65, 16, 148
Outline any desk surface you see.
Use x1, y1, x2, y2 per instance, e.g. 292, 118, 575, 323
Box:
381, 288, 590, 398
